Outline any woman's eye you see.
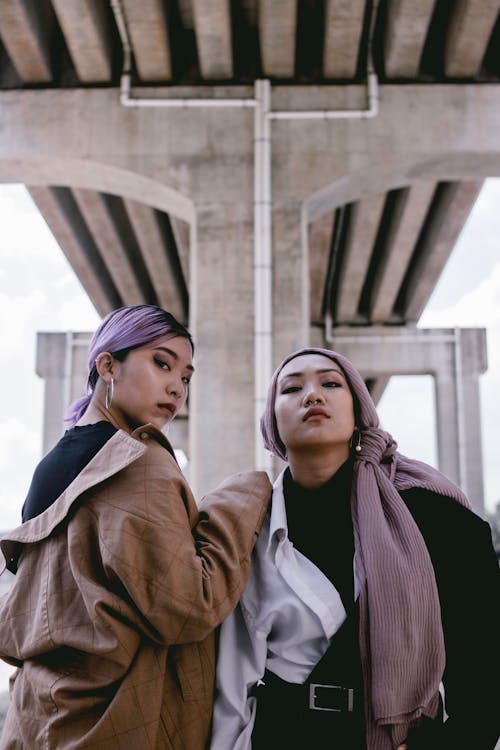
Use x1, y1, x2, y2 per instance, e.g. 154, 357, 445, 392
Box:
281, 385, 301, 394
154, 357, 169, 370
323, 381, 340, 388
182, 377, 191, 385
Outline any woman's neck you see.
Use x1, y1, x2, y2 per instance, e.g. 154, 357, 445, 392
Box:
76, 401, 126, 433
287, 446, 350, 489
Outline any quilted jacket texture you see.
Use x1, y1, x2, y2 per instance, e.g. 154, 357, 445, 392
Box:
0, 424, 271, 749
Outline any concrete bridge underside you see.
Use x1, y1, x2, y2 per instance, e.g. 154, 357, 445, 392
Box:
0, 1, 499, 513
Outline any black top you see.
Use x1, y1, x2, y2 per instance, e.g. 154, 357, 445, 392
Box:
22, 422, 117, 522
284, 457, 355, 611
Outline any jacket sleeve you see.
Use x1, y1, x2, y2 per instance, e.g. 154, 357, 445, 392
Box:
404, 492, 500, 750
210, 600, 268, 750
97, 450, 272, 645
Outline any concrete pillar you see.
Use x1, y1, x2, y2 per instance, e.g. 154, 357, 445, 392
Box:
189, 201, 256, 496
272, 199, 309, 363
434, 370, 460, 487
36, 331, 91, 453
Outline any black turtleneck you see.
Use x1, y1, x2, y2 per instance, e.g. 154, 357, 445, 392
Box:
283, 457, 355, 612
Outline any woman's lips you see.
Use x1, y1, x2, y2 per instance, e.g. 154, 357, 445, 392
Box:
303, 407, 329, 422
158, 403, 176, 416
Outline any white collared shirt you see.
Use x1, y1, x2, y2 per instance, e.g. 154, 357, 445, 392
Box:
210, 470, 354, 750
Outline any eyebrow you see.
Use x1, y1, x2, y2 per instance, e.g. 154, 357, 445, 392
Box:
155, 346, 195, 373
279, 367, 343, 381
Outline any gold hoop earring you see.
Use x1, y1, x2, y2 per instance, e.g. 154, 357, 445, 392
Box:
105, 377, 115, 410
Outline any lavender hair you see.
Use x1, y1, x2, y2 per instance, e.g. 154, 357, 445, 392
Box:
66, 305, 193, 427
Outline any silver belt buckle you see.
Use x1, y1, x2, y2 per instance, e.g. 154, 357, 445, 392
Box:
308, 683, 354, 712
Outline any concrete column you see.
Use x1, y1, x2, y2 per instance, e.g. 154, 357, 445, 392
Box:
434, 369, 460, 488
456, 327, 487, 512
272, 199, 309, 363
36, 331, 90, 453
189, 201, 256, 496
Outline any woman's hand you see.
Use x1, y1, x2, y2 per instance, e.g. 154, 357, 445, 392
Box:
396, 745, 407, 750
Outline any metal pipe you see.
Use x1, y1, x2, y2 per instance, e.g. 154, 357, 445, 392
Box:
109, 0, 132, 74
120, 73, 257, 108
269, 72, 378, 120
110, 0, 379, 118
254, 80, 273, 473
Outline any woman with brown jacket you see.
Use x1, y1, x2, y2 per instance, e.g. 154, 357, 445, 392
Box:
0, 304, 271, 750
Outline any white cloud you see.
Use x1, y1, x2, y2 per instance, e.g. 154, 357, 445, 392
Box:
0, 289, 46, 360
0, 418, 40, 530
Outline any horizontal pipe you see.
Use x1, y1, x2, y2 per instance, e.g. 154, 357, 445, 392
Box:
269, 73, 379, 120
120, 74, 256, 108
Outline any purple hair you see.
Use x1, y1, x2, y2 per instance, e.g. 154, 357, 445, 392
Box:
260, 347, 380, 461
66, 305, 193, 427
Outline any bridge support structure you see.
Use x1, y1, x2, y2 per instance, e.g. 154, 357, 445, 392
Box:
37, 324, 487, 515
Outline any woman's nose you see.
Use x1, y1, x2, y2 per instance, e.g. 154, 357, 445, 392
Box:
303, 389, 324, 407
167, 378, 181, 398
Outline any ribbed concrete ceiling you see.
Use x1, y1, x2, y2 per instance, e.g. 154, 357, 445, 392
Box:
309, 179, 483, 328
0, 0, 498, 87
27, 186, 190, 321
0, 1, 496, 329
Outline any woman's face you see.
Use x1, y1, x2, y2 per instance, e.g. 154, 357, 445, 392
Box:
109, 334, 194, 432
274, 353, 356, 457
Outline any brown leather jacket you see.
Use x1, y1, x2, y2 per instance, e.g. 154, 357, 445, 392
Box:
0, 425, 271, 749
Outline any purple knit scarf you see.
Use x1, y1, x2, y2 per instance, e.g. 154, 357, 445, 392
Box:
261, 348, 470, 749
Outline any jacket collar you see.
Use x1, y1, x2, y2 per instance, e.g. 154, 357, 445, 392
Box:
0, 424, 175, 574
268, 469, 288, 545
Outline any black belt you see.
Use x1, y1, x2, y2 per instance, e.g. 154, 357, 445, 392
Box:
252, 674, 356, 714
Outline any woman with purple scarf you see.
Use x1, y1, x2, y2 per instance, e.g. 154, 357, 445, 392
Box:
211, 348, 500, 750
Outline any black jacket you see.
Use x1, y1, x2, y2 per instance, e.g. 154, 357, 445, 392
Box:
401, 488, 500, 750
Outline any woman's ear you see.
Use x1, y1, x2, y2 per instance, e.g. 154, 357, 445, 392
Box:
94, 352, 115, 382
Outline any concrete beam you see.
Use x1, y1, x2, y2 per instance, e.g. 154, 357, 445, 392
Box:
404, 181, 483, 321
336, 193, 386, 322
323, 0, 365, 79
27, 186, 112, 315
368, 375, 390, 405
370, 182, 436, 323
308, 211, 334, 324
259, 0, 298, 78
123, 199, 186, 322
121, 0, 172, 81
444, 0, 499, 78
72, 188, 145, 305
191, 0, 233, 79
0, 0, 53, 82
50, 0, 112, 83
384, 0, 435, 78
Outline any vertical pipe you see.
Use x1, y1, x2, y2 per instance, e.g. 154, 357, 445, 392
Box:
453, 327, 467, 494
254, 80, 273, 473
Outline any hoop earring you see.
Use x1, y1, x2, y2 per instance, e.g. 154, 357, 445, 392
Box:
351, 429, 362, 453
105, 377, 115, 410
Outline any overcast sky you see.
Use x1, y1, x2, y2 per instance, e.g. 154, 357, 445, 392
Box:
0, 180, 499, 531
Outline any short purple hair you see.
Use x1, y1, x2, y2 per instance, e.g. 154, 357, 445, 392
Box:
66, 305, 193, 427
260, 347, 380, 460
